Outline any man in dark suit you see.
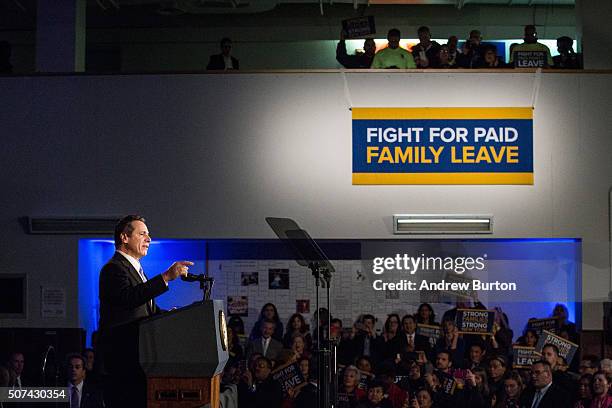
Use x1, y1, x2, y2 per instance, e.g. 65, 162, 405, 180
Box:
66, 354, 104, 408
97, 215, 193, 408
391, 315, 431, 358
206, 37, 239, 70
245, 320, 283, 362
520, 360, 571, 408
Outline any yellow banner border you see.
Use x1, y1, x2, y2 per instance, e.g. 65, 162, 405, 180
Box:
352, 107, 533, 120
352, 172, 533, 185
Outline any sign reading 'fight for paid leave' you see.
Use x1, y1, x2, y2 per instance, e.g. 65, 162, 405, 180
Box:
352, 107, 533, 184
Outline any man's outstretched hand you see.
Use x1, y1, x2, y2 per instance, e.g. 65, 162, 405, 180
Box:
162, 261, 194, 282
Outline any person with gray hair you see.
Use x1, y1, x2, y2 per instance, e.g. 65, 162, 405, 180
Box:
600, 358, 612, 375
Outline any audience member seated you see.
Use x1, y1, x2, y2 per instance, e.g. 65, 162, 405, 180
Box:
517, 328, 539, 347
246, 319, 284, 362
336, 30, 376, 69
456, 30, 484, 68
354, 379, 392, 408
434, 320, 464, 368
283, 313, 312, 350
446, 36, 460, 66
454, 367, 488, 408
412, 388, 436, 408
520, 360, 571, 408
7, 351, 27, 388
509, 25, 553, 68
417, 303, 438, 326
392, 314, 431, 359
553, 36, 582, 69
207, 37, 239, 70
431, 45, 455, 69
239, 356, 283, 408
494, 370, 524, 408
377, 314, 401, 360
411, 26, 442, 68
541, 343, 577, 401
466, 342, 487, 370
347, 314, 381, 363
396, 358, 426, 391
357, 355, 375, 375
574, 373, 593, 408
338, 365, 366, 408
600, 359, 612, 375
66, 353, 105, 408
552, 303, 579, 343
488, 355, 509, 401
477, 45, 507, 68
580, 355, 600, 376
229, 315, 246, 335
250, 303, 284, 342
371, 29, 416, 69
288, 333, 310, 362
375, 362, 407, 408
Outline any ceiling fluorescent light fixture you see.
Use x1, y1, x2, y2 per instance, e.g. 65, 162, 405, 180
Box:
393, 214, 493, 234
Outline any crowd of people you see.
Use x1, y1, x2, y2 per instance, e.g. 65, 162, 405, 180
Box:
336, 25, 582, 70
218, 301, 610, 408
2, 300, 608, 408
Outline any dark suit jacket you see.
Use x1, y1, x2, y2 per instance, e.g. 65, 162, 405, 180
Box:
79, 382, 105, 408
245, 337, 284, 361
391, 332, 431, 357
520, 383, 571, 408
97, 252, 168, 375
206, 54, 239, 70
98, 252, 167, 330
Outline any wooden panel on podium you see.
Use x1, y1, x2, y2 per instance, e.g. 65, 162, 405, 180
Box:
147, 374, 221, 408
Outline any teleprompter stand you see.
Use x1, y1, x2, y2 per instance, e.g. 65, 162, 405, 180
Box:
266, 217, 337, 408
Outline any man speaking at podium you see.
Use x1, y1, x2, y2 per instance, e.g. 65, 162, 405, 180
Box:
97, 215, 193, 408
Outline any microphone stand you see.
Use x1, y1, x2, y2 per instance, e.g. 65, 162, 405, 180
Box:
182, 274, 215, 301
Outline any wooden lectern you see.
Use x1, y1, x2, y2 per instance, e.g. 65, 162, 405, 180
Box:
139, 300, 229, 408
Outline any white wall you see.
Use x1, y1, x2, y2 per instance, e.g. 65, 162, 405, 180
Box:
0, 70, 610, 329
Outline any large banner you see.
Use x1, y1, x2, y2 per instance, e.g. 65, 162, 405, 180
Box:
352, 107, 533, 185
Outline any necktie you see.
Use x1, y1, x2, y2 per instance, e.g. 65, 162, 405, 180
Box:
531, 390, 542, 408
262, 338, 269, 356
70, 386, 79, 408
139, 267, 153, 312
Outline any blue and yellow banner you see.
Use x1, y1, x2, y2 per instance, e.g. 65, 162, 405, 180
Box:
352, 107, 533, 185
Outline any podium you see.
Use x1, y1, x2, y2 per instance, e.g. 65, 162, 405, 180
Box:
139, 300, 229, 408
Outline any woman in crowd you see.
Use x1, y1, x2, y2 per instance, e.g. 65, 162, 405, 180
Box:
590, 371, 612, 408
378, 314, 401, 360
574, 373, 593, 408
250, 303, 284, 341
517, 329, 539, 347
290, 333, 310, 361
338, 365, 366, 408
416, 304, 438, 326
283, 313, 312, 350
228, 315, 246, 335
494, 370, 523, 408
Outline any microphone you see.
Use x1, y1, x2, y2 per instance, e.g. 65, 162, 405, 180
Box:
181, 273, 213, 282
